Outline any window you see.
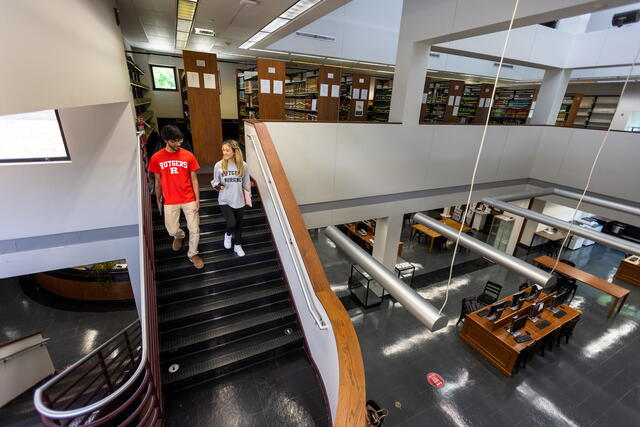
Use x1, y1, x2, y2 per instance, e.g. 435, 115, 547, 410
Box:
150, 65, 178, 91
0, 109, 70, 164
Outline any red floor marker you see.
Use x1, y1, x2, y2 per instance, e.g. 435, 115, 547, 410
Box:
427, 372, 445, 389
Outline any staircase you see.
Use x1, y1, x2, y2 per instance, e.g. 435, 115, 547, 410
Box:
153, 186, 305, 394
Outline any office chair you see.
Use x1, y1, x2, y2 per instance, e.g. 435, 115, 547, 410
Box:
476, 281, 502, 306
513, 343, 537, 375
556, 316, 581, 347
545, 241, 560, 258
457, 296, 479, 325
538, 328, 561, 357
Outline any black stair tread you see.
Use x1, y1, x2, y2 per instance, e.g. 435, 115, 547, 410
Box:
155, 241, 274, 270
153, 210, 265, 231
152, 196, 262, 215
162, 329, 303, 386
157, 261, 281, 297
159, 282, 288, 324
154, 225, 270, 250
160, 306, 295, 354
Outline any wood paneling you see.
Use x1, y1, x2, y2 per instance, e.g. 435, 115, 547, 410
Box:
251, 121, 366, 426
564, 93, 584, 127
419, 77, 432, 123
474, 83, 495, 123
317, 66, 342, 121
349, 74, 371, 122
257, 59, 286, 120
443, 80, 464, 123
183, 50, 223, 164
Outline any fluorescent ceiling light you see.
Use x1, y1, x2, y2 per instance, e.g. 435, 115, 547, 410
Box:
327, 57, 357, 63
239, 41, 255, 49
176, 40, 187, 49
291, 53, 324, 59
177, 19, 192, 32
358, 61, 387, 66
280, 0, 321, 19
177, 0, 197, 20
261, 17, 290, 33
225, 53, 257, 58
176, 31, 189, 42
249, 32, 270, 43
250, 48, 288, 54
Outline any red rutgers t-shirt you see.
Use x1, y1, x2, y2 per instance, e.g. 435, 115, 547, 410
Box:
148, 148, 200, 205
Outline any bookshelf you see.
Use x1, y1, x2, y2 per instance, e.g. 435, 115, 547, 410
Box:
443, 80, 464, 123
555, 95, 574, 126
285, 69, 319, 120
339, 74, 352, 121
257, 59, 286, 120
489, 88, 536, 125
475, 84, 495, 123
457, 84, 480, 124
587, 95, 619, 129
371, 78, 393, 122
349, 74, 371, 121
317, 65, 342, 121
127, 55, 153, 134
573, 96, 594, 127
422, 80, 449, 123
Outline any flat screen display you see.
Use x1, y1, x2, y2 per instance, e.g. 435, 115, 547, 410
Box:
0, 109, 70, 163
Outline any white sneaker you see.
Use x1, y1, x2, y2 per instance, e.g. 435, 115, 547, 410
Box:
224, 233, 232, 249
234, 244, 245, 257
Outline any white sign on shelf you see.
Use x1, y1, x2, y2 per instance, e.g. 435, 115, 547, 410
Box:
327, 73, 334, 79
273, 80, 283, 94
454, 96, 461, 106
320, 83, 329, 97
203, 73, 216, 89
361, 89, 368, 100
268, 67, 276, 74
422, 93, 428, 104
355, 100, 364, 116
260, 79, 271, 94
359, 78, 365, 83
187, 71, 200, 88
453, 106, 459, 116
447, 96, 454, 106
331, 84, 340, 97
479, 98, 485, 108
196, 59, 206, 67
353, 88, 360, 99
312, 99, 317, 111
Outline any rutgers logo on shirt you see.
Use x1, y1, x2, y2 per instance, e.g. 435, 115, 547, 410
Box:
158, 160, 189, 175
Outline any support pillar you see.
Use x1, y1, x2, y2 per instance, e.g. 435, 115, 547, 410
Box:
389, 40, 431, 124
530, 68, 572, 125
518, 199, 547, 247
372, 215, 404, 272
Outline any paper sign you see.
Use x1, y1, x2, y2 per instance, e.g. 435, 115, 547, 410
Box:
353, 88, 360, 99
273, 80, 283, 94
320, 83, 329, 97
453, 106, 459, 116
203, 73, 216, 89
327, 73, 334, 79
355, 100, 364, 116
422, 93, 428, 104
187, 71, 200, 88
268, 67, 276, 74
260, 79, 271, 94
196, 59, 206, 67
359, 78, 365, 83
361, 89, 368, 100
312, 99, 317, 111
454, 85, 460, 90
447, 96, 454, 106
479, 98, 485, 108
455, 96, 461, 106
331, 84, 340, 97
531, 101, 537, 109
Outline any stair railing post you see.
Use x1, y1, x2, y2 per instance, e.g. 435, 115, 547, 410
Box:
97, 351, 115, 393
123, 330, 137, 369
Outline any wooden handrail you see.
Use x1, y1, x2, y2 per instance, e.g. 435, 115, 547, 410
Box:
251, 121, 366, 427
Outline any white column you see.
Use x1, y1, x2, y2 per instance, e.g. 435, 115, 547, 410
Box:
530, 68, 572, 125
518, 199, 547, 247
372, 215, 404, 272
389, 39, 431, 124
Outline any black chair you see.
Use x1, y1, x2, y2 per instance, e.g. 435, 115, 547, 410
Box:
545, 241, 560, 258
477, 281, 502, 306
513, 343, 537, 374
538, 329, 561, 357
457, 296, 480, 325
519, 282, 530, 291
556, 275, 578, 303
555, 316, 581, 347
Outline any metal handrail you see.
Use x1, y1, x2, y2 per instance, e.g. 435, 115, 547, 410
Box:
247, 133, 327, 330
33, 131, 152, 420
0, 338, 50, 363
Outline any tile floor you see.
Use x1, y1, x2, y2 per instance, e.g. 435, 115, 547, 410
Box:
312, 223, 640, 427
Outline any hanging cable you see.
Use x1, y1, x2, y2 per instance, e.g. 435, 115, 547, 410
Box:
439, 0, 520, 314
549, 46, 640, 276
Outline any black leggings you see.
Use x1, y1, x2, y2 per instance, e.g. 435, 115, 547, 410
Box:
220, 205, 245, 246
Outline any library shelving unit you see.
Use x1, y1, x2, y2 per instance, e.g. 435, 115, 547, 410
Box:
572, 95, 594, 127
127, 56, 153, 133
422, 80, 449, 123
285, 69, 318, 120
457, 84, 480, 124
490, 88, 536, 125
339, 74, 352, 121
179, 69, 190, 133
490, 88, 513, 123
475, 84, 495, 123
317, 65, 342, 121
371, 78, 392, 122
257, 59, 286, 120
587, 96, 619, 129
555, 95, 575, 126
237, 69, 259, 121
349, 74, 371, 121
443, 80, 465, 123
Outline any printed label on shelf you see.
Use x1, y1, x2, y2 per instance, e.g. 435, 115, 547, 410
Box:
320, 84, 329, 97
196, 60, 206, 67
260, 79, 271, 94
353, 88, 360, 99
331, 84, 340, 97
327, 73, 334, 79
361, 89, 368, 100
355, 100, 364, 116
273, 80, 283, 94
479, 98, 485, 108
455, 96, 461, 106
312, 99, 317, 110
187, 71, 200, 88
448, 96, 454, 106
203, 73, 216, 89
359, 78, 365, 83
422, 93, 428, 104
453, 106, 459, 116
268, 67, 276, 74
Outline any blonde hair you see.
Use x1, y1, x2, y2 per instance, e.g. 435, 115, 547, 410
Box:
221, 139, 245, 177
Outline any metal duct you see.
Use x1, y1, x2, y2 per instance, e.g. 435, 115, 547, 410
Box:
324, 226, 448, 332
413, 213, 553, 286
483, 197, 640, 255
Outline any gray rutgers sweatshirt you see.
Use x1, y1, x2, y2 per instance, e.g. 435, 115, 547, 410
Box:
211, 160, 250, 209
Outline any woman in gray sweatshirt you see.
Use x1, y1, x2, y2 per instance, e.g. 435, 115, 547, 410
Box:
211, 140, 251, 257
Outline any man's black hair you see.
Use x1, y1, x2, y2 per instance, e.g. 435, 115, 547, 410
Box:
160, 125, 183, 142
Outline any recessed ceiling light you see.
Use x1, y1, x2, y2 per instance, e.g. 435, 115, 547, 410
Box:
176, 31, 189, 42
261, 17, 290, 33
239, 41, 255, 49
177, 19, 191, 32
249, 32, 270, 43
280, 0, 321, 20
291, 53, 324, 59
250, 48, 288, 54
327, 57, 358, 63
358, 61, 387, 67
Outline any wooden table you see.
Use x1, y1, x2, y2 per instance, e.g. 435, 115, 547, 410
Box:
614, 255, 640, 287
535, 256, 631, 318
344, 222, 404, 256
535, 230, 567, 242
410, 219, 471, 252
460, 287, 582, 376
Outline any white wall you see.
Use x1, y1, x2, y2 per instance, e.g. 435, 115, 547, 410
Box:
612, 84, 640, 129
0, 0, 130, 115
586, 2, 640, 31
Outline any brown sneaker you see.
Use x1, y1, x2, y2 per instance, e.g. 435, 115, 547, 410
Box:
189, 255, 204, 269
172, 238, 183, 252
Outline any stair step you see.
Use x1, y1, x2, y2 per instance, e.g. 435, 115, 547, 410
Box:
157, 261, 282, 302
162, 326, 303, 392
154, 224, 271, 255
160, 305, 296, 357
153, 211, 266, 233
155, 241, 273, 271
159, 281, 289, 330
152, 196, 261, 215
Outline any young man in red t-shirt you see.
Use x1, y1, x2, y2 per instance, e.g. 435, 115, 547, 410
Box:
148, 125, 204, 269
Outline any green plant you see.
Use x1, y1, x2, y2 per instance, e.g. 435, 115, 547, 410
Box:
89, 261, 120, 284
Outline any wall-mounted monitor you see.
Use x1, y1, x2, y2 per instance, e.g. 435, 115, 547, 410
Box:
0, 109, 70, 163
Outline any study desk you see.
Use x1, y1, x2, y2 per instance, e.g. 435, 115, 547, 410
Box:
459, 287, 581, 376
343, 223, 404, 256
410, 219, 471, 252
534, 256, 630, 318
614, 255, 640, 287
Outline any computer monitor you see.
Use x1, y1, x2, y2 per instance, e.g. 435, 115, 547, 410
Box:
528, 284, 543, 300
509, 314, 528, 335
510, 290, 528, 310
548, 291, 568, 313
488, 300, 510, 320
529, 301, 545, 321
